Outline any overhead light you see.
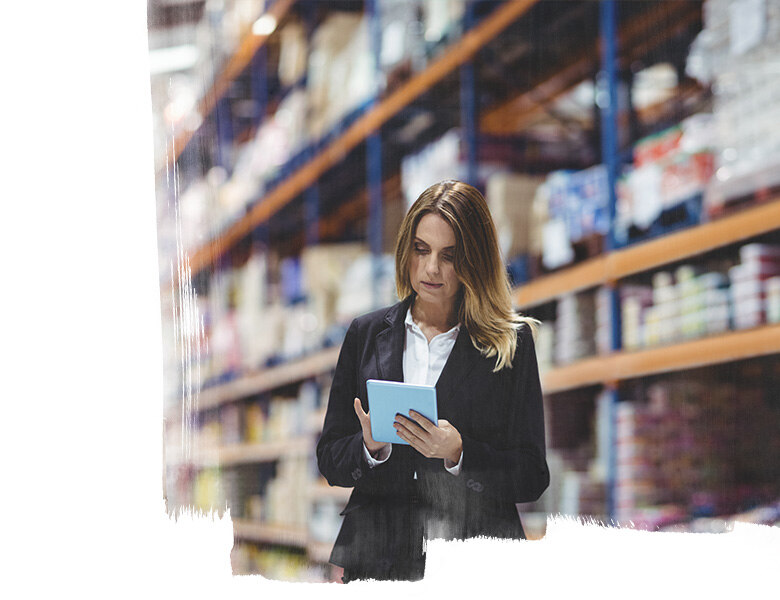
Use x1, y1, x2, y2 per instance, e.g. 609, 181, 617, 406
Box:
148, 44, 199, 75
252, 14, 277, 36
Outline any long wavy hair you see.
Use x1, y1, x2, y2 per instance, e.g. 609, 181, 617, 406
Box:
395, 180, 539, 372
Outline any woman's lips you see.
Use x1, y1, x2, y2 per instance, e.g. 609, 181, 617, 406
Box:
422, 281, 443, 288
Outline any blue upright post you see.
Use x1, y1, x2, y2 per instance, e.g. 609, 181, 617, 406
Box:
460, 0, 478, 186
366, 0, 384, 309
599, 0, 621, 525
214, 97, 234, 175
304, 184, 320, 246
250, 45, 269, 128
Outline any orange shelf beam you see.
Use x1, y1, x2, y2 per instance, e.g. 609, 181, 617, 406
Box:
194, 437, 310, 467
514, 256, 609, 309
612, 323, 780, 381
542, 323, 780, 394
197, 347, 340, 411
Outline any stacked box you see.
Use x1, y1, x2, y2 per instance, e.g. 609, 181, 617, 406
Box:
766, 276, 780, 323
301, 243, 369, 338
542, 165, 610, 246
400, 129, 463, 209
729, 243, 780, 329
235, 252, 269, 371
595, 286, 614, 355
676, 265, 705, 340
421, 0, 465, 46
620, 285, 653, 351
485, 171, 545, 260
614, 402, 659, 522
618, 117, 715, 234
643, 271, 679, 347
307, 12, 374, 139
554, 293, 596, 365
335, 253, 396, 324
688, 0, 780, 208
379, 0, 426, 75
277, 20, 308, 87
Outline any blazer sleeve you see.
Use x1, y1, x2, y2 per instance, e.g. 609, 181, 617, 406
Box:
458, 324, 550, 504
316, 318, 390, 491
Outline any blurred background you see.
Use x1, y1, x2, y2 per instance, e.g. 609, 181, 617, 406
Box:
149, 0, 780, 582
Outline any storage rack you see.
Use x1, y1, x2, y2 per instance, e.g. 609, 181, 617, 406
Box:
157, 0, 779, 580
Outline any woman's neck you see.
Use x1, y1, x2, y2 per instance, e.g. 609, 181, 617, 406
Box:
411, 296, 459, 331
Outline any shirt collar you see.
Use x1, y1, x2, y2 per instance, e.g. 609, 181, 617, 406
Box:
405, 307, 461, 336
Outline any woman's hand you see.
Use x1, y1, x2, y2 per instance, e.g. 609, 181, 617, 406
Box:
354, 397, 391, 457
394, 410, 463, 464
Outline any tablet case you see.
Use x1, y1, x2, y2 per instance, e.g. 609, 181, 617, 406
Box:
366, 379, 438, 445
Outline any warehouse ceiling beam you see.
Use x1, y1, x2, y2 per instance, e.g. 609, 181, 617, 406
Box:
186, 0, 541, 277
481, 0, 701, 135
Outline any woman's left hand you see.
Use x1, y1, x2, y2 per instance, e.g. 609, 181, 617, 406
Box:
394, 410, 462, 464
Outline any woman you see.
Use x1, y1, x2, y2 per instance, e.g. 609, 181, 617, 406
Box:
316, 180, 550, 582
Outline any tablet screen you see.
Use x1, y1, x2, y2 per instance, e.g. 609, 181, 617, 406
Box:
366, 379, 438, 445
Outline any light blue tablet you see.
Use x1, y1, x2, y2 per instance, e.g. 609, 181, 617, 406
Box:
366, 379, 438, 445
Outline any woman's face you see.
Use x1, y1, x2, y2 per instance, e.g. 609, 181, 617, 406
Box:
409, 212, 462, 309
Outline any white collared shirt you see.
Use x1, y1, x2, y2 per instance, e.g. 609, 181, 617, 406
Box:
363, 306, 464, 476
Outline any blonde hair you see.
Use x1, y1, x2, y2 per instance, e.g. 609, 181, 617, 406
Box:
395, 180, 539, 372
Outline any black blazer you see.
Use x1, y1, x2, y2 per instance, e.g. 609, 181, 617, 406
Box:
316, 295, 549, 575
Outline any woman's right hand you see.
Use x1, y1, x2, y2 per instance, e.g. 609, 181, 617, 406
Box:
354, 397, 390, 457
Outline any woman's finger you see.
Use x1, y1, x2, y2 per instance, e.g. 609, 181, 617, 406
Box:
394, 419, 427, 447
407, 410, 436, 433
396, 413, 430, 438
395, 427, 428, 456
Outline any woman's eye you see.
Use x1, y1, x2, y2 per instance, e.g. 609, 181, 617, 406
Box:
414, 246, 427, 253
443, 254, 453, 262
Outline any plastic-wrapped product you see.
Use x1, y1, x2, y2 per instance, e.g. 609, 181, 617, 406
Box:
766, 276, 780, 323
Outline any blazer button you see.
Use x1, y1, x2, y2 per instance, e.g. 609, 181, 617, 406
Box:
466, 479, 483, 493
352, 467, 362, 480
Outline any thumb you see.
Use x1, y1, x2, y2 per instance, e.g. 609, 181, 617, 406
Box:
354, 397, 368, 421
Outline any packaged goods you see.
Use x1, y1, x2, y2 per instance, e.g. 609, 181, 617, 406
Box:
688, 0, 780, 210
401, 129, 463, 209
766, 276, 780, 323
379, 0, 426, 74
541, 165, 610, 247
554, 292, 596, 364
277, 21, 308, 87
618, 116, 715, 236
740, 243, 780, 262
421, 0, 465, 45
595, 286, 614, 355
485, 171, 544, 260
307, 13, 374, 139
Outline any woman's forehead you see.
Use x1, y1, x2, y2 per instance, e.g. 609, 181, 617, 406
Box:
414, 213, 456, 244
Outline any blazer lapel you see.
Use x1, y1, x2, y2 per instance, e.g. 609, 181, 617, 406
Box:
435, 325, 480, 412
374, 296, 412, 383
